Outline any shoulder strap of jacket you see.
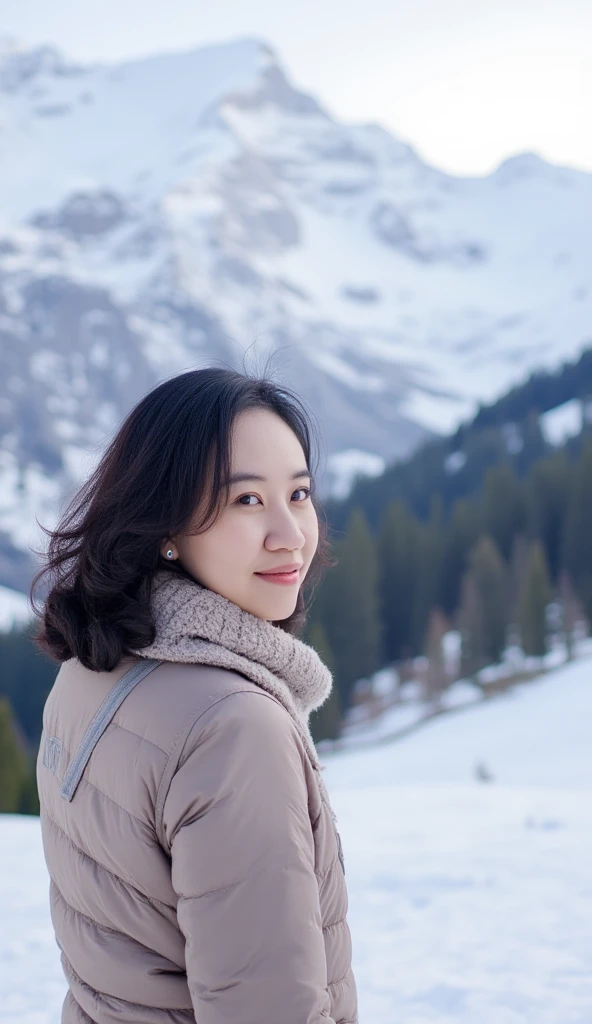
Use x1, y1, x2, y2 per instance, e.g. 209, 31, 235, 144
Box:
60, 658, 161, 802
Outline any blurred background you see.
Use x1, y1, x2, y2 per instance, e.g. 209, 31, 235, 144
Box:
1, 2, 591, 1021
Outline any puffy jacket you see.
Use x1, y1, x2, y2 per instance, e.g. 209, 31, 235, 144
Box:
37, 654, 358, 1023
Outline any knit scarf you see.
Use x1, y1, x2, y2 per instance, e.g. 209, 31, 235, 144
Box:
131, 569, 337, 815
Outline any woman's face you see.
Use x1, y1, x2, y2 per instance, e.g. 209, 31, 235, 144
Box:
161, 407, 319, 620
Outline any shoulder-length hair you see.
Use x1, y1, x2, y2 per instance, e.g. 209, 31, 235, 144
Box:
31, 366, 334, 672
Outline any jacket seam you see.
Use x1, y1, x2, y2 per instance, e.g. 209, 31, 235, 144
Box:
108, 720, 169, 755
61, 953, 195, 1014
63, 992, 94, 1024
311, 806, 323, 830
179, 861, 334, 905
315, 851, 340, 882
74, 773, 159, 838
176, 860, 271, 901
55, 881, 131, 939
43, 811, 174, 911
52, 879, 178, 955
329, 966, 353, 988
154, 689, 246, 845
322, 917, 346, 933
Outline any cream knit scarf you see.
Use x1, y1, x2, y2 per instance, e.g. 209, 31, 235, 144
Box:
132, 569, 337, 816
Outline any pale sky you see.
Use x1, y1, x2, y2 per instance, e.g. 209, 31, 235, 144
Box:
2, 0, 591, 176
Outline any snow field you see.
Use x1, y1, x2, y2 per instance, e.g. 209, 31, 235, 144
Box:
1, 650, 592, 1021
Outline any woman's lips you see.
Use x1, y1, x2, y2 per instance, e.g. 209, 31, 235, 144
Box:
254, 568, 300, 585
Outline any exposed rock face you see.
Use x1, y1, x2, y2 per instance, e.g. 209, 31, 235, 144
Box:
32, 190, 128, 237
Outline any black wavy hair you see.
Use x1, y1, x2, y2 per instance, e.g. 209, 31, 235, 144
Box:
30, 365, 334, 672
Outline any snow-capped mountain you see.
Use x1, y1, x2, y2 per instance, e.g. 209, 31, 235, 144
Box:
0, 36, 591, 591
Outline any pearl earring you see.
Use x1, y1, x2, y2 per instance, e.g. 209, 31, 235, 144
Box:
166, 549, 174, 559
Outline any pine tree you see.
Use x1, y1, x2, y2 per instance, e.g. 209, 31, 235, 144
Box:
0, 697, 29, 813
377, 501, 419, 662
423, 607, 449, 703
459, 535, 508, 672
526, 452, 570, 582
458, 572, 483, 678
563, 441, 592, 621
558, 570, 585, 661
482, 464, 527, 561
411, 499, 444, 656
439, 498, 481, 616
519, 541, 552, 657
515, 410, 548, 474
322, 507, 382, 710
18, 760, 40, 815
307, 621, 343, 743
508, 533, 530, 641
0, 622, 57, 745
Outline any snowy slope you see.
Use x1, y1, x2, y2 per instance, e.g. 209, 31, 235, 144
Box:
324, 651, 592, 791
2, 651, 592, 1022
540, 398, 585, 446
1, 37, 592, 586
0, 584, 32, 629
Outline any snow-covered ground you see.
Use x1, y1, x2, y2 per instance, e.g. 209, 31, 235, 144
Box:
1, 651, 592, 1022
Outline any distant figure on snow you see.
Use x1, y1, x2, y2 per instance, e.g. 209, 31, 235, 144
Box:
475, 759, 495, 783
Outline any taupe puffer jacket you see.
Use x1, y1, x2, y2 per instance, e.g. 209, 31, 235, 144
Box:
37, 655, 358, 1023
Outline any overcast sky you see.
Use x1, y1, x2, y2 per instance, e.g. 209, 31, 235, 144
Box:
3, 0, 591, 176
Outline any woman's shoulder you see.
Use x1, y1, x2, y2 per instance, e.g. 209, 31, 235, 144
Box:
148, 663, 305, 769
120, 659, 291, 755
152, 662, 297, 748
47, 657, 288, 765
148, 660, 286, 720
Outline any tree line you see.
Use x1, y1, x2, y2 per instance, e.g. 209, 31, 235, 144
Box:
305, 440, 591, 742
325, 345, 592, 532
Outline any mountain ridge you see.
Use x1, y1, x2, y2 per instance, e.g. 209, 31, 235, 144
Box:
0, 36, 591, 588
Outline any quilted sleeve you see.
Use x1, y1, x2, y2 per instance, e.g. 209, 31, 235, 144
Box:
160, 689, 336, 1024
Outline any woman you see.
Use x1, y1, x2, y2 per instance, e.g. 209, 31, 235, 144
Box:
33, 367, 358, 1024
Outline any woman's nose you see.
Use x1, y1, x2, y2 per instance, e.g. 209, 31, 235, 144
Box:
265, 507, 306, 550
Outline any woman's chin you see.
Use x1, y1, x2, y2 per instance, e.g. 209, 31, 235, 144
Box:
246, 592, 298, 622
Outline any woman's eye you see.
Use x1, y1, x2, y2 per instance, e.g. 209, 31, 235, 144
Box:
236, 487, 311, 506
